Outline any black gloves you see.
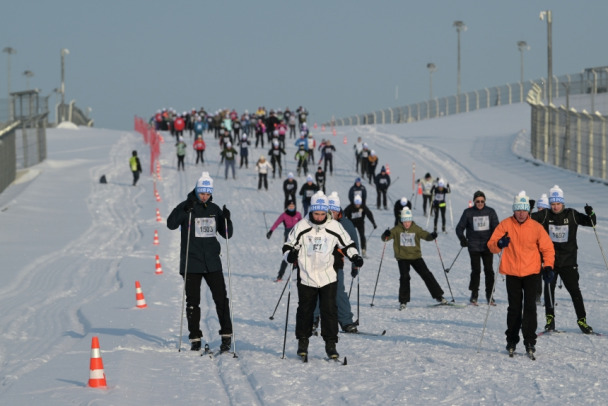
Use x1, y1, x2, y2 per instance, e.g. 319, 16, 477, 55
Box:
460, 238, 468, 248
585, 204, 594, 216
497, 235, 511, 249
529, 199, 536, 211
351, 255, 364, 268
351, 268, 359, 278
542, 266, 555, 284
381, 228, 391, 240
429, 232, 438, 240
266, 230, 273, 239
222, 204, 231, 220
184, 199, 194, 213
287, 249, 299, 263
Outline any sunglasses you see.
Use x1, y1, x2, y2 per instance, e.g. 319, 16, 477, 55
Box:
474, 200, 485, 204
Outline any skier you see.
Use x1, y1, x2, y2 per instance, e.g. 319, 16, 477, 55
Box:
353, 137, 363, 172
348, 177, 367, 206
381, 208, 445, 309
393, 197, 412, 226
430, 179, 450, 233
299, 175, 319, 215
220, 142, 238, 180
488, 191, 555, 357
238, 134, 250, 168
176, 136, 187, 171
283, 191, 363, 360
416, 173, 435, 217
455, 190, 499, 305
344, 195, 377, 257
295, 144, 309, 177
366, 150, 378, 184
319, 140, 336, 175
193, 135, 206, 165
266, 200, 302, 281
531, 185, 596, 334
129, 150, 142, 186
283, 172, 298, 209
255, 155, 273, 190
374, 166, 391, 210
268, 140, 286, 179
359, 143, 370, 178
315, 166, 326, 193
166, 171, 233, 352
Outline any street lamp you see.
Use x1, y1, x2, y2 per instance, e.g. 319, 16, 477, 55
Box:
23, 70, 34, 90
3, 47, 17, 120
517, 41, 530, 84
60, 48, 69, 121
540, 11, 553, 104
453, 21, 467, 97
427, 62, 436, 99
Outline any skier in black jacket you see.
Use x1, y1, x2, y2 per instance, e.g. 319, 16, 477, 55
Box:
167, 171, 234, 352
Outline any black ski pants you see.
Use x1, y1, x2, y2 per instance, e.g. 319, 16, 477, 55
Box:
295, 280, 338, 343
468, 249, 495, 300
397, 258, 444, 303
505, 273, 539, 347
544, 265, 586, 319
185, 271, 232, 340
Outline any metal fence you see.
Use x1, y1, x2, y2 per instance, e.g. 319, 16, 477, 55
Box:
0, 121, 20, 194
527, 83, 608, 181
329, 69, 608, 126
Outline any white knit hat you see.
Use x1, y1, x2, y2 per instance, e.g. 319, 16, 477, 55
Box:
549, 185, 564, 204
512, 191, 530, 212
400, 197, 409, 206
354, 195, 363, 205
328, 191, 341, 212
400, 208, 413, 222
537, 193, 550, 209
195, 172, 213, 194
309, 191, 329, 213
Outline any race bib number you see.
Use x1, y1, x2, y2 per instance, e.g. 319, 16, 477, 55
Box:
306, 236, 329, 254
351, 211, 363, 219
195, 217, 216, 238
548, 224, 568, 243
400, 232, 416, 247
306, 190, 315, 197
473, 216, 490, 231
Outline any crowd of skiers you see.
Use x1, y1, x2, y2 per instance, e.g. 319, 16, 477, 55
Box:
155, 106, 598, 361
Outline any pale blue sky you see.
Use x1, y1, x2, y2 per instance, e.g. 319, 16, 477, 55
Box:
1, 0, 607, 130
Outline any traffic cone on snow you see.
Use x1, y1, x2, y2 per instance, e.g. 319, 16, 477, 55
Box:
314, 122, 318, 129
385, 164, 391, 175
332, 128, 336, 136
343, 135, 347, 144
322, 125, 326, 131
155, 189, 161, 202
155, 254, 163, 275
156, 208, 162, 222
468, 200, 473, 208
135, 281, 147, 308
153, 230, 159, 246
88, 336, 107, 388
418, 183, 423, 195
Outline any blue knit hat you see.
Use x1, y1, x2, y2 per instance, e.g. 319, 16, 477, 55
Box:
512, 191, 530, 212
195, 172, 213, 194
309, 191, 329, 212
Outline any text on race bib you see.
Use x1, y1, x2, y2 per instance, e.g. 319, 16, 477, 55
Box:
195, 217, 217, 238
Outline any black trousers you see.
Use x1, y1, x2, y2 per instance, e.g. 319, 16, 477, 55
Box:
397, 258, 444, 303
422, 195, 431, 215
132, 170, 140, 186
177, 155, 185, 170
196, 150, 204, 164
376, 189, 388, 208
544, 265, 586, 319
354, 222, 367, 251
295, 281, 338, 343
258, 173, 268, 190
324, 156, 333, 174
433, 206, 446, 230
185, 271, 232, 340
505, 274, 539, 347
468, 249, 495, 299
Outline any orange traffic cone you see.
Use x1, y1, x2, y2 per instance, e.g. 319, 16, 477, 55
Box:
155, 254, 163, 275
313, 122, 318, 129
88, 336, 107, 388
385, 164, 391, 175
156, 208, 162, 222
468, 200, 473, 208
332, 129, 336, 136
418, 183, 423, 195
343, 135, 347, 144
153, 230, 159, 245
155, 191, 161, 202
135, 281, 147, 308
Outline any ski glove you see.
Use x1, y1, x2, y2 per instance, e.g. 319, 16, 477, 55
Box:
381, 228, 391, 240
584, 204, 594, 216
184, 199, 195, 213
351, 255, 364, 268
497, 235, 511, 249
266, 230, 273, 239
286, 249, 299, 264
542, 266, 555, 284
429, 232, 438, 240
351, 268, 359, 278
460, 238, 468, 248
222, 205, 231, 220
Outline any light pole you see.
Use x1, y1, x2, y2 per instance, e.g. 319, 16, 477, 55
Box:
427, 62, 436, 99
453, 21, 467, 97
3, 46, 17, 120
60, 48, 69, 121
23, 70, 34, 90
517, 41, 530, 84
540, 11, 552, 104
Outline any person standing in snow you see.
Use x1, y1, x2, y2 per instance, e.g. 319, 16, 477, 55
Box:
381, 208, 445, 309
268, 140, 286, 179
344, 195, 377, 257
283, 191, 363, 360
266, 200, 302, 281
530, 193, 550, 303
255, 155, 272, 190
193, 135, 206, 165
366, 150, 378, 184
416, 173, 435, 217
129, 150, 142, 186
220, 142, 238, 179
319, 140, 336, 175
238, 134, 250, 168
374, 166, 391, 210
488, 191, 555, 356
353, 137, 363, 173
295, 144, 309, 176
166, 171, 234, 352
299, 175, 319, 214
283, 172, 298, 209
176, 137, 187, 171
348, 177, 367, 206
393, 197, 412, 226
455, 190, 499, 305
430, 179, 450, 233
315, 166, 326, 193
531, 185, 596, 334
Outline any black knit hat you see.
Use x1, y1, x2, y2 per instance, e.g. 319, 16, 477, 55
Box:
473, 190, 485, 200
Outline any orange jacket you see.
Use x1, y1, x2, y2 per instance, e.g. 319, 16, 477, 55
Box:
487, 216, 554, 277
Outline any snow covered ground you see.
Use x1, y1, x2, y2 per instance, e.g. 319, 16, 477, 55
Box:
1, 102, 607, 405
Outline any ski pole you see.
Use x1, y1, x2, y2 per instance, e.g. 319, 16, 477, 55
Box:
269, 274, 290, 320
263, 211, 269, 233
281, 265, 294, 359
477, 232, 507, 353
588, 206, 608, 271
178, 211, 193, 352
366, 227, 376, 243
446, 246, 464, 273
370, 241, 387, 307
348, 276, 354, 299
434, 239, 455, 302
357, 273, 360, 323
223, 215, 238, 358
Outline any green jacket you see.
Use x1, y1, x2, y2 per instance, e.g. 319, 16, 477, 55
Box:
382, 221, 433, 260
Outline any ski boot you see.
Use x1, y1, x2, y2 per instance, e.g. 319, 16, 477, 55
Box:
220, 335, 232, 353
544, 315, 555, 331
577, 318, 593, 334
325, 340, 339, 359
190, 338, 202, 351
